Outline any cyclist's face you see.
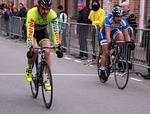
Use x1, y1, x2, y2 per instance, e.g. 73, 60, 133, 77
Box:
39, 6, 50, 18
114, 16, 122, 23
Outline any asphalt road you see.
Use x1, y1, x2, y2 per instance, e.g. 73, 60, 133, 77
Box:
0, 36, 150, 114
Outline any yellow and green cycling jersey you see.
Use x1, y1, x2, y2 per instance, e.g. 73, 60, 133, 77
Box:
24, 7, 60, 51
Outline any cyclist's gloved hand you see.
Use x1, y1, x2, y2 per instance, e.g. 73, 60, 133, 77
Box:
128, 42, 135, 50
27, 46, 34, 59
108, 42, 113, 50
56, 44, 63, 58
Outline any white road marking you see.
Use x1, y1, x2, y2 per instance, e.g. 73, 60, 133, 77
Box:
74, 60, 82, 63
130, 78, 143, 82
64, 56, 71, 60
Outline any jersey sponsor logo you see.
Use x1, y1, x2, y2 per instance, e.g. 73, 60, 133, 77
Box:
55, 32, 60, 46
28, 19, 34, 39
52, 17, 58, 32
27, 19, 34, 48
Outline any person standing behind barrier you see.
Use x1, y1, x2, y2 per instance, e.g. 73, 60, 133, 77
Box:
57, 5, 67, 52
76, 1, 89, 60
8, 2, 14, 14
88, 0, 106, 61
13, 7, 18, 16
17, 3, 27, 17
121, 2, 137, 69
3, 2, 14, 37
142, 17, 150, 79
121, 2, 137, 31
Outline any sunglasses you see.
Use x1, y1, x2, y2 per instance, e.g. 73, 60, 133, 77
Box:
40, 4, 51, 9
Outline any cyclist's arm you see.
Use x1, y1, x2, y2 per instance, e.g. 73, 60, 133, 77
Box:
50, 14, 60, 48
104, 16, 111, 44
124, 30, 131, 41
25, 13, 35, 51
105, 27, 111, 44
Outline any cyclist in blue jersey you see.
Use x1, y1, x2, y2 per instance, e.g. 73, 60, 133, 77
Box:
98, 5, 134, 82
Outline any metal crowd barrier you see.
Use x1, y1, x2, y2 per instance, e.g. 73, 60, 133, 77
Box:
1, 15, 150, 74
47, 21, 70, 52
0, 16, 25, 37
69, 22, 98, 58
133, 28, 150, 69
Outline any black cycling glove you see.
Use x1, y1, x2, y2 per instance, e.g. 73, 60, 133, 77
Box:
56, 50, 63, 58
56, 44, 63, 58
27, 46, 34, 59
128, 43, 135, 50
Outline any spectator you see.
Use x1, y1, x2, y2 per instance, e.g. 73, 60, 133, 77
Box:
142, 17, 150, 79
121, 2, 137, 70
88, 0, 106, 61
76, 1, 89, 60
0, 1, 3, 10
3, 7, 13, 36
3, 3, 7, 8
8, 2, 14, 14
57, 5, 67, 52
121, 2, 137, 31
13, 7, 19, 39
13, 7, 18, 16
17, 3, 27, 17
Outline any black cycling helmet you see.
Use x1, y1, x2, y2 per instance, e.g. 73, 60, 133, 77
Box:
112, 5, 123, 17
38, 0, 52, 8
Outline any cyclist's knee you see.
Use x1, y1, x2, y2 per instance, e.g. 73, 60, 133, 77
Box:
33, 49, 38, 56
103, 50, 109, 56
45, 49, 50, 56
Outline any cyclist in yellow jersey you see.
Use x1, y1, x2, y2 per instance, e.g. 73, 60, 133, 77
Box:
22, 0, 63, 90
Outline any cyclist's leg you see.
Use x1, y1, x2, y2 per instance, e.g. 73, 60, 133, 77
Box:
37, 28, 51, 90
40, 40, 51, 67
98, 27, 109, 81
26, 39, 39, 82
22, 25, 39, 82
113, 29, 124, 45
113, 29, 126, 69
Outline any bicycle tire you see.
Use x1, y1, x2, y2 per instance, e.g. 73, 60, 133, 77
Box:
97, 51, 111, 83
41, 61, 53, 109
30, 61, 39, 98
114, 54, 129, 90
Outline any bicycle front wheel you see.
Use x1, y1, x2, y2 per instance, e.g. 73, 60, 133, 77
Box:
114, 56, 129, 90
30, 62, 39, 98
41, 61, 53, 109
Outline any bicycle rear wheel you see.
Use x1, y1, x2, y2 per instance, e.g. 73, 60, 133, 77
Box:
30, 62, 39, 98
97, 51, 110, 83
114, 55, 129, 90
41, 61, 53, 109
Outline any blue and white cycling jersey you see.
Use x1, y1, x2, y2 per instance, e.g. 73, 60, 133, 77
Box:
98, 14, 128, 45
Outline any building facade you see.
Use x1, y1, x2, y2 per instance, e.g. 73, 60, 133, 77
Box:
0, 0, 149, 28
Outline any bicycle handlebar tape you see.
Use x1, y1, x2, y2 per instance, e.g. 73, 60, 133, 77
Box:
56, 50, 63, 58
27, 51, 34, 59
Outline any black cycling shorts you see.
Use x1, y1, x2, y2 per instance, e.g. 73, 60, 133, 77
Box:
22, 25, 50, 45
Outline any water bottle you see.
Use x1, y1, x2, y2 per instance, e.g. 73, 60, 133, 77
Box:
37, 62, 41, 73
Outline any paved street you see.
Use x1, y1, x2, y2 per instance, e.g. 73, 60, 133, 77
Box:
0, 36, 150, 114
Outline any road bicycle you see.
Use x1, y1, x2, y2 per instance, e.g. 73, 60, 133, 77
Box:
30, 46, 56, 109
97, 40, 134, 90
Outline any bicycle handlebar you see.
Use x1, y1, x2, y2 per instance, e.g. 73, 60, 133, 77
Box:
108, 40, 134, 50
31, 46, 58, 50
